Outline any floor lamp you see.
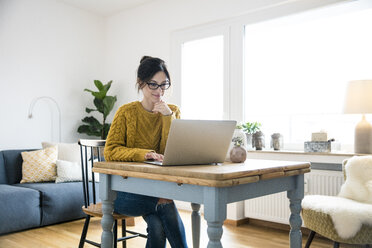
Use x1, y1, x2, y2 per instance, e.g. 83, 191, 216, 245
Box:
344, 80, 372, 154
28, 96, 62, 142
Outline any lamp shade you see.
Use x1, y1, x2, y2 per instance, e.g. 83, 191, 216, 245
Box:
344, 80, 372, 114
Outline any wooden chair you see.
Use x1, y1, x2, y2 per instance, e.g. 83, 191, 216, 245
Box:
78, 139, 147, 248
302, 158, 372, 248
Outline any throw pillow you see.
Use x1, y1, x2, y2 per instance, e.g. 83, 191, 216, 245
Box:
42, 142, 81, 164
55, 160, 99, 183
55, 160, 85, 183
21, 146, 58, 183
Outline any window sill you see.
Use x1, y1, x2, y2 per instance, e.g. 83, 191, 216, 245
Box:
246, 150, 359, 164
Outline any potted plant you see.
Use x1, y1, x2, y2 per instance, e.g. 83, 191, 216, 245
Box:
77, 80, 117, 139
239, 122, 261, 150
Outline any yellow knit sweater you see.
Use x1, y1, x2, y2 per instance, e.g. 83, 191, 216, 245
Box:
104, 101, 181, 162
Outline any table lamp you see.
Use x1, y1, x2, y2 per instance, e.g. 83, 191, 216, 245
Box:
343, 80, 372, 154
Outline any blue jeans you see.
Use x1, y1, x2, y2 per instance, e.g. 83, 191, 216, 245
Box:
114, 192, 188, 248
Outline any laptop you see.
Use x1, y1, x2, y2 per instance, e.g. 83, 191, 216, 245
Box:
145, 119, 236, 166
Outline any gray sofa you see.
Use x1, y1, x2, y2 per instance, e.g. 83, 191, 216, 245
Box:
0, 149, 91, 235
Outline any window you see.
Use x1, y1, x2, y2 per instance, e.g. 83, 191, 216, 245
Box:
244, 4, 372, 149
181, 35, 225, 120
172, 0, 372, 152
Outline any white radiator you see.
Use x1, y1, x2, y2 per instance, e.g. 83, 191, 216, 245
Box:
244, 169, 344, 224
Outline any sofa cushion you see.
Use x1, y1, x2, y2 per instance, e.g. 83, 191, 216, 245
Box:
0, 152, 6, 184
0, 184, 41, 235
16, 182, 98, 226
2, 149, 35, 185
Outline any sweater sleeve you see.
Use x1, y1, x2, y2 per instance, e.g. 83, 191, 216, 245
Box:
159, 105, 181, 154
104, 106, 154, 162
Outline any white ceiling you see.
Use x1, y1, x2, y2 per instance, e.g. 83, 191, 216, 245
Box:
59, 0, 157, 16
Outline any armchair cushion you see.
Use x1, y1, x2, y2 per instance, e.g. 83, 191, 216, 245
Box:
302, 195, 372, 240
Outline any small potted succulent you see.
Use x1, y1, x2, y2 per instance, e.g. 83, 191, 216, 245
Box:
239, 122, 261, 150
230, 137, 247, 163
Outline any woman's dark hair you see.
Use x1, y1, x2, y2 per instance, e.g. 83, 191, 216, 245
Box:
136, 56, 171, 92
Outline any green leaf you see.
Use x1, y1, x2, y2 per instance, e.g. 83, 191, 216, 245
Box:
94, 80, 104, 91
85, 107, 96, 113
84, 89, 94, 93
103, 80, 113, 93
94, 98, 105, 114
84, 88, 105, 99
78, 117, 102, 137
81, 116, 102, 127
77, 124, 101, 137
92, 91, 106, 100
103, 96, 117, 119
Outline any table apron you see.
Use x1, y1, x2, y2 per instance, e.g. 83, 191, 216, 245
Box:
109, 174, 303, 205
226, 175, 301, 203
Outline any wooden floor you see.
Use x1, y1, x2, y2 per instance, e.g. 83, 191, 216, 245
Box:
0, 210, 363, 248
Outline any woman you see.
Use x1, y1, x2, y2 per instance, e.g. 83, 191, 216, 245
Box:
104, 56, 188, 248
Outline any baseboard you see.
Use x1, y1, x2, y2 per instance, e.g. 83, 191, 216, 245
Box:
224, 218, 250, 226
246, 218, 312, 236
208, 216, 313, 236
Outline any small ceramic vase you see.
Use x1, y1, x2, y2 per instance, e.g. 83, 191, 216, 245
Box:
230, 146, 247, 163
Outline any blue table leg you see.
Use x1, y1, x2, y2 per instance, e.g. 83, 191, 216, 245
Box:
204, 187, 226, 248
100, 174, 117, 248
287, 174, 304, 248
191, 203, 201, 248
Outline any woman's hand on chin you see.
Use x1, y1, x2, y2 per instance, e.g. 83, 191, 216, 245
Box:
152, 100, 172, 116
144, 152, 164, 161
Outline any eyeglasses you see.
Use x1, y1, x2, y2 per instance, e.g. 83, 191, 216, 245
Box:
146, 80, 171, 90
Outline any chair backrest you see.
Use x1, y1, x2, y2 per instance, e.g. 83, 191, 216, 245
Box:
78, 139, 106, 208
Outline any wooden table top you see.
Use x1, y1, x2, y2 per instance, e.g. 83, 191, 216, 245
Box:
93, 159, 310, 187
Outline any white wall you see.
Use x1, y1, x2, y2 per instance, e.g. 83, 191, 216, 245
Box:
0, 0, 105, 149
